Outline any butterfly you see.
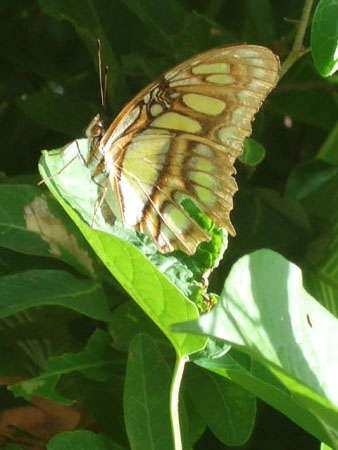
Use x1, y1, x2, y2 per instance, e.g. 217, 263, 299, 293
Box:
56, 44, 280, 255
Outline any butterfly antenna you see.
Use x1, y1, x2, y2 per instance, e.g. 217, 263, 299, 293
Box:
97, 39, 105, 108
103, 64, 108, 110
97, 39, 109, 111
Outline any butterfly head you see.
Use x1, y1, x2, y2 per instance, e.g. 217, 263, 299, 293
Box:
85, 113, 107, 162
86, 113, 105, 139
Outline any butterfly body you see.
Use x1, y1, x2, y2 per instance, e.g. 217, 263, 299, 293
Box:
85, 45, 280, 254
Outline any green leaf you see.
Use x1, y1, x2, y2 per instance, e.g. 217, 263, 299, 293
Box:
0, 184, 96, 277
0, 306, 90, 377
78, 375, 127, 445
240, 137, 266, 166
0, 270, 110, 320
287, 161, 338, 317
16, 92, 97, 137
109, 300, 165, 352
194, 350, 334, 446
121, 0, 186, 34
0, 340, 29, 376
304, 218, 338, 314
13, 372, 71, 405
321, 443, 334, 450
181, 393, 206, 447
124, 334, 174, 450
285, 160, 338, 201
170, 12, 235, 58
317, 120, 338, 165
269, 84, 338, 131
299, 168, 338, 222
232, 188, 311, 255
37, 0, 127, 112
242, 0, 275, 45
10, 330, 117, 402
311, 0, 338, 77
174, 249, 338, 446
187, 365, 255, 445
120, 0, 187, 54
47, 430, 113, 450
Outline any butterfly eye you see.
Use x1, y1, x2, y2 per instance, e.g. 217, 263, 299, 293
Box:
91, 124, 103, 137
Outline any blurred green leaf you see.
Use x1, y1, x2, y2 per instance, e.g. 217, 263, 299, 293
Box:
170, 12, 235, 58
0, 270, 110, 320
47, 430, 114, 450
285, 160, 338, 201
240, 138, 266, 166
122, 0, 186, 34
10, 330, 118, 402
16, 92, 97, 137
37, 0, 128, 112
120, 0, 186, 54
301, 170, 338, 222
242, 0, 275, 45
270, 84, 338, 131
231, 187, 311, 257
317, 120, 338, 165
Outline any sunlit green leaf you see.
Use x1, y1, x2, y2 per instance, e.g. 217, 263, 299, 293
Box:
311, 0, 338, 77
174, 249, 338, 446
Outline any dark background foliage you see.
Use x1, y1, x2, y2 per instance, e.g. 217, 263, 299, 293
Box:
0, 0, 337, 449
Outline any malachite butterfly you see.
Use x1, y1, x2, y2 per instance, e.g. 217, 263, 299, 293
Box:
44, 44, 280, 255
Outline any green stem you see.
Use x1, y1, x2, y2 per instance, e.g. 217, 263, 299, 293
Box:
279, 0, 315, 79
170, 355, 186, 450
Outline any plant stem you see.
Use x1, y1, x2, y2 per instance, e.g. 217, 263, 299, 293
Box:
279, 0, 315, 79
170, 356, 186, 450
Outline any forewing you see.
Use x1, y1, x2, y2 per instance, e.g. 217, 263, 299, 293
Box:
101, 45, 280, 254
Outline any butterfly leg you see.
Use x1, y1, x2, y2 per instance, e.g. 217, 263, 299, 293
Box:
38, 139, 86, 186
91, 179, 109, 227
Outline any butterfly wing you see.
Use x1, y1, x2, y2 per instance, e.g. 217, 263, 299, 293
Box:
95, 45, 280, 254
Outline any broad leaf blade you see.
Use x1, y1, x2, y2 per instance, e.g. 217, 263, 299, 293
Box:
187, 365, 255, 445
174, 249, 338, 444
124, 334, 174, 450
